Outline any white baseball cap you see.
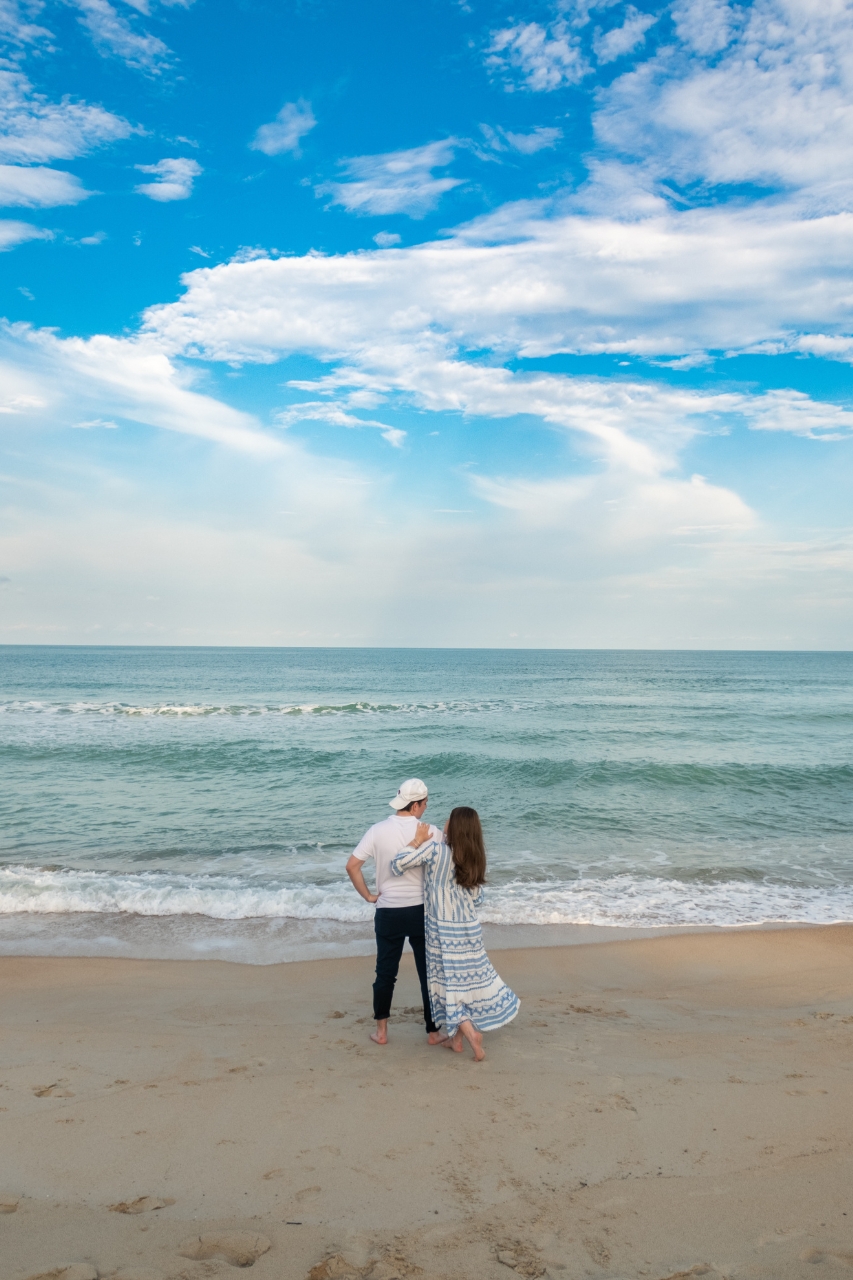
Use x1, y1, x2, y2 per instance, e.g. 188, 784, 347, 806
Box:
389, 778, 428, 810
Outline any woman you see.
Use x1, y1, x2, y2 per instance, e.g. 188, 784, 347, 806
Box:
390, 807, 519, 1062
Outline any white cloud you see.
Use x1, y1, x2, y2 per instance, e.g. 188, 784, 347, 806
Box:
593, 6, 657, 64
741, 388, 853, 439
471, 470, 754, 542
2, 322, 284, 456
0, 69, 133, 164
139, 197, 853, 366
0, 0, 52, 48
0, 378, 45, 411
72, 0, 172, 71
320, 140, 462, 217
481, 124, 563, 154
671, 0, 735, 56
0, 219, 51, 250
135, 157, 202, 202
560, 0, 623, 29
276, 400, 406, 448
486, 21, 589, 91
597, 0, 853, 197
0, 164, 91, 207
250, 99, 316, 157
373, 231, 401, 247
11, 315, 848, 648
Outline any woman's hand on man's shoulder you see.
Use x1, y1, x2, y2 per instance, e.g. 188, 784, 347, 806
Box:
412, 821, 432, 848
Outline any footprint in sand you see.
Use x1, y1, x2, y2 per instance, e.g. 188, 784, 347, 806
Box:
25, 1267, 98, 1280
178, 1232, 271, 1267
112, 1271, 165, 1280
295, 1185, 322, 1202
800, 1249, 853, 1266
582, 1238, 611, 1268
658, 1267, 714, 1279
32, 1081, 75, 1098
307, 1257, 362, 1280
568, 1004, 628, 1019
109, 1196, 175, 1214
307, 1255, 408, 1280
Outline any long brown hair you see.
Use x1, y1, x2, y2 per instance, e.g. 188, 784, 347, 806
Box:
446, 806, 486, 889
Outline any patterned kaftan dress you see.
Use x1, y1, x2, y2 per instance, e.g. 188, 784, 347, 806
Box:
390, 839, 519, 1035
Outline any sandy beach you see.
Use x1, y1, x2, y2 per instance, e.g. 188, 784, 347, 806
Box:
3, 926, 853, 1280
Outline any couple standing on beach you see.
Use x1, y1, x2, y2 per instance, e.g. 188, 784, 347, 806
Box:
345, 778, 519, 1062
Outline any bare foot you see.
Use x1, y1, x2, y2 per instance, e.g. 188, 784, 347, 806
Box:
370, 1020, 388, 1045
427, 1031, 450, 1045
442, 1030, 464, 1053
460, 1021, 486, 1062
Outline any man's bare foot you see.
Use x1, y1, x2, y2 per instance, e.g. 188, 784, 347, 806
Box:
370, 1019, 388, 1045
442, 1029, 464, 1053
427, 1031, 450, 1045
460, 1021, 485, 1062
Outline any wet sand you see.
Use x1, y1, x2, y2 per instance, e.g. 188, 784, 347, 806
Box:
3, 925, 853, 1280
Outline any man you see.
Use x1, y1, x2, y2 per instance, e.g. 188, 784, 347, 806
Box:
346, 778, 447, 1046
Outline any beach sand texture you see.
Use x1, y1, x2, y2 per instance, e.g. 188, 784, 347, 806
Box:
2, 926, 853, 1280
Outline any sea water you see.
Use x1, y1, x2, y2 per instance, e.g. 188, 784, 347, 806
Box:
1, 647, 851, 961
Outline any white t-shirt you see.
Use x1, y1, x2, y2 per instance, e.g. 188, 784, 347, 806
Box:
351, 814, 442, 909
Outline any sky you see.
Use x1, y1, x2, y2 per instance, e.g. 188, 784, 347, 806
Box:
0, 0, 851, 647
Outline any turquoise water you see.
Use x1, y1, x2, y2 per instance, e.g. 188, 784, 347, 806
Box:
0, 647, 851, 959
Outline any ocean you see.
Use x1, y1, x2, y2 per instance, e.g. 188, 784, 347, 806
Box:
1, 646, 851, 962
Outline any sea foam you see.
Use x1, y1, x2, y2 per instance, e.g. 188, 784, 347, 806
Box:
3, 864, 853, 929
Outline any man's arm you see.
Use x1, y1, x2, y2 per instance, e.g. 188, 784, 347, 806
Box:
346, 854, 378, 904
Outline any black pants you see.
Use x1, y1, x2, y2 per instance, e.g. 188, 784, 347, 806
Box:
373, 904, 439, 1034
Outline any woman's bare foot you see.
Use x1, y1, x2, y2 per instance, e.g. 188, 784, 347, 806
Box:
427, 1030, 450, 1045
370, 1019, 389, 1045
442, 1029, 465, 1053
460, 1020, 485, 1061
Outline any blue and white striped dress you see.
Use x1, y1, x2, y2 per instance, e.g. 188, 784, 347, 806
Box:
390, 839, 519, 1035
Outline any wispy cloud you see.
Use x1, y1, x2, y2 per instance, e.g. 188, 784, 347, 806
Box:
597, 0, 853, 198
593, 6, 657, 64
486, 21, 589, 91
0, 0, 53, 49
480, 123, 563, 154
250, 99, 316, 157
3, 323, 285, 456
0, 164, 91, 207
741, 389, 853, 439
319, 139, 462, 217
71, 0, 173, 72
672, 0, 736, 56
0, 219, 52, 250
135, 157, 202, 201
0, 69, 133, 164
277, 400, 406, 447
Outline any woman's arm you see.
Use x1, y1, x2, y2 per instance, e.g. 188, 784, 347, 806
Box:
390, 841, 436, 877
469, 885, 484, 908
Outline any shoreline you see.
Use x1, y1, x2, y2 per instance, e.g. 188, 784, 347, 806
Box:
0, 910, 847, 965
3, 925, 853, 1280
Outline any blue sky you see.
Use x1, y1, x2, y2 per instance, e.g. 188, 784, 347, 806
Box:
0, 0, 851, 646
